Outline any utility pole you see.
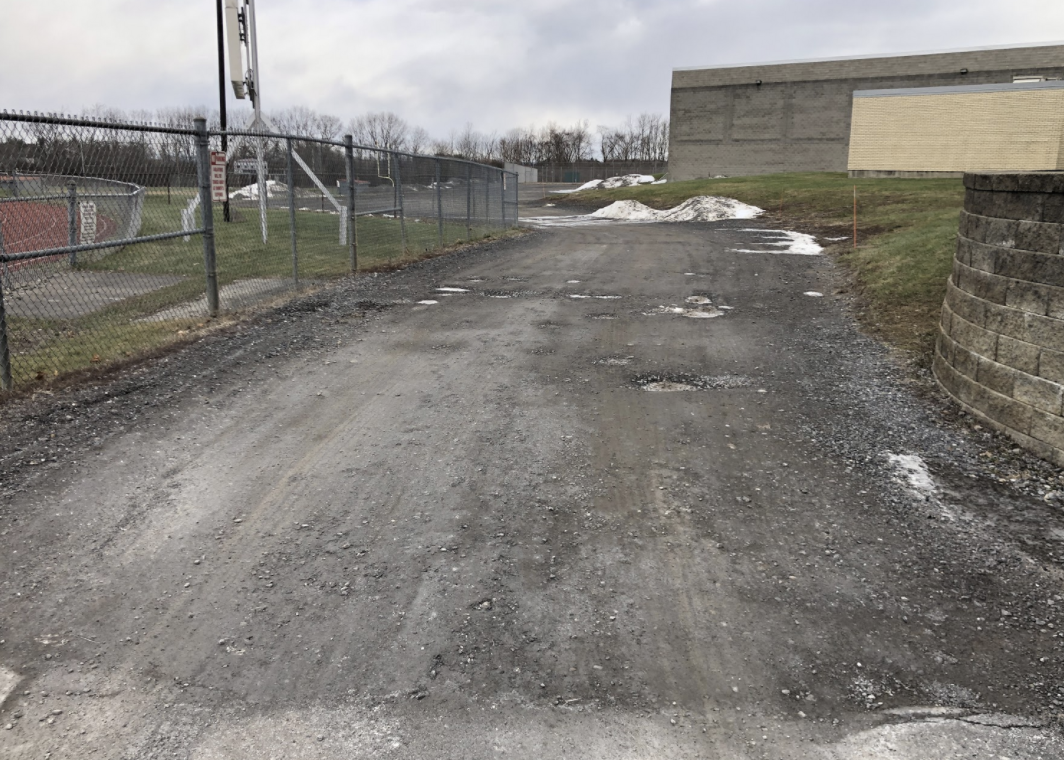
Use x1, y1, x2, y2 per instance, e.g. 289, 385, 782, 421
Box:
215, 0, 230, 222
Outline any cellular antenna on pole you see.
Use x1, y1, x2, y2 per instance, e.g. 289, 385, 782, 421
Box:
224, 0, 268, 242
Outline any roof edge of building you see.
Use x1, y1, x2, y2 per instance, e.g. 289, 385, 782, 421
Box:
672, 41, 1064, 87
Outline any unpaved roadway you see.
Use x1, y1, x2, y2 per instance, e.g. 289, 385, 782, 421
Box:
2, 210, 1064, 758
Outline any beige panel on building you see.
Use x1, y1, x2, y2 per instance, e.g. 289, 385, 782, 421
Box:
848, 82, 1064, 174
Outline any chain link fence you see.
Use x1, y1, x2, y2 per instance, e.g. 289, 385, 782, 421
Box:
0, 111, 518, 390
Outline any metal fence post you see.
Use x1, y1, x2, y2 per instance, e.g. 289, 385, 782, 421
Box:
67, 181, 78, 267
485, 170, 490, 230
500, 171, 506, 228
466, 164, 472, 240
435, 158, 443, 248
0, 272, 12, 392
286, 138, 298, 285
344, 135, 357, 273
395, 152, 407, 253
194, 117, 220, 317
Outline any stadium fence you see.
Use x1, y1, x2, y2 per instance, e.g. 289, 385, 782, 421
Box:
0, 111, 518, 390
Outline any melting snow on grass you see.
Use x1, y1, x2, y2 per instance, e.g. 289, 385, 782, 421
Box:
887, 453, 936, 496
229, 179, 288, 200
732, 229, 823, 256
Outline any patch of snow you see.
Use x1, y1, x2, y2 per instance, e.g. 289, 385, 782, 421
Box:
651, 178, 668, 185
229, 179, 287, 201
685, 296, 713, 305
566, 280, 582, 284
416, 300, 439, 305
887, 453, 936, 496
647, 305, 723, 319
436, 287, 469, 293
804, 291, 824, 298
731, 229, 824, 256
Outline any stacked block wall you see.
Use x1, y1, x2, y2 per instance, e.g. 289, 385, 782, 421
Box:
934, 173, 1064, 465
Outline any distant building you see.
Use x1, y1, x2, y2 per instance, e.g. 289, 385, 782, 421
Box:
669, 43, 1064, 180
504, 162, 538, 183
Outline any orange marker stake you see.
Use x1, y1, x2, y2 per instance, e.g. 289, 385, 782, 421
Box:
853, 185, 857, 249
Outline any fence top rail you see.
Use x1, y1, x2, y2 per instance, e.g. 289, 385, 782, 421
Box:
0, 110, 198, 136
0, 112, 518, 177
215, 127, 509, 173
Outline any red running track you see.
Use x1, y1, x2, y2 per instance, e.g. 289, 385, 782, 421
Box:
0, 200, 118, 272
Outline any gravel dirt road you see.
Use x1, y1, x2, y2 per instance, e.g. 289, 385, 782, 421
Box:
1, 207, 1064, 758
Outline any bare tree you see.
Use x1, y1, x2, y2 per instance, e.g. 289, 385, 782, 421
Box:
408, 126, 431, 156
350, 112, 410, 152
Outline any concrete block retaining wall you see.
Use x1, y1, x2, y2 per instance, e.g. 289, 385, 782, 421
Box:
934, 172, 1064, 465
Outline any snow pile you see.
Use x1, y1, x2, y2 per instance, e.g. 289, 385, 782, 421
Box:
601, 174, 657, 189
590, 196, 763, 223
553, 174, 658, 194
589, 200, 661, 221
732, 229, 824, 256
229, 179, 288, 200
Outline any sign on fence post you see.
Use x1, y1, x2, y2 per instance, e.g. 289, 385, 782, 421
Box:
234, 158, 260, 174
210, 151, 227, 202
79, 201, 97, 244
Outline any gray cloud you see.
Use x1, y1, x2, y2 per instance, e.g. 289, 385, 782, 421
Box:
1, 0, 1061, 136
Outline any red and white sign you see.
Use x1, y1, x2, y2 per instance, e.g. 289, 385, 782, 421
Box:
210, 151, 227, 202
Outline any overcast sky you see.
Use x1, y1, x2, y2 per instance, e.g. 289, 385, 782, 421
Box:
2, 1, 1062, 137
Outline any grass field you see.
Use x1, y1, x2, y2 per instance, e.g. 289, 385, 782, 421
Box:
559, 172, 966, 364
6, 188, 512, 388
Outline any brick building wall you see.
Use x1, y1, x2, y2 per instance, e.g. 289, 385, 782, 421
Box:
669, 44, 1064, 180
848, 82, 1064, 175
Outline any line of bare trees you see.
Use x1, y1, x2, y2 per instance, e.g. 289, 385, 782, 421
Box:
4, 104, 668, 178
89, 106, 668, 164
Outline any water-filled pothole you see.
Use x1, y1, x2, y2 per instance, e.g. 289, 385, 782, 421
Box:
633, 372, 753, 392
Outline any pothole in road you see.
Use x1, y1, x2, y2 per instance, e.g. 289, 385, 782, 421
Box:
595, 356, 633, 366
633, 373, 753, 391
474, 599, 494, 611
